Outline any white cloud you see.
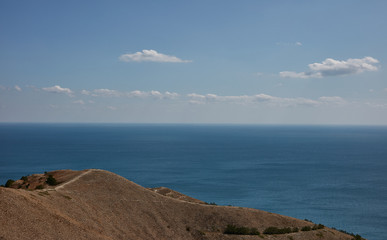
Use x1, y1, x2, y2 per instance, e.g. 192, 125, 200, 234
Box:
14, 85, 22, 92
81, 90, 91, 95
92, 88, 121, 97
87, 88, 180, 100
42, 85, 73, 96
164, 91, 180, 99
318, 96, 346, 105
76, 87, 349, 108
119, 49, 191, 63
295, 42, 302, 46
127, 90, 148, 98
280, 56, 379, 78
186, 92, 342, 107
107, 106, 117, 110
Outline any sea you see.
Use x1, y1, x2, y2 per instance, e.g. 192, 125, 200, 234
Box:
1, 123, 386, 240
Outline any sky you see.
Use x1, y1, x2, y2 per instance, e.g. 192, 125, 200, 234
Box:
1, 0, 387, 124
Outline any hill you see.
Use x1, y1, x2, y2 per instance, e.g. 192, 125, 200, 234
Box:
0, 169, 363, 240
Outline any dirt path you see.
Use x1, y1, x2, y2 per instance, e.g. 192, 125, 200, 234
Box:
55, 169, 93, 191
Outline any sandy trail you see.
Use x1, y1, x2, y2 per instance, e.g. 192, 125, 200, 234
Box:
55, 169, 93, 191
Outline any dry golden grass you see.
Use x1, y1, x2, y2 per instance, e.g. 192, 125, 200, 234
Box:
0, 169, 358, 240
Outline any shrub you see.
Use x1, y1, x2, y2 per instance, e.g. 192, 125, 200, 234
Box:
224, 224, 260, 235
21, 176, 28, 182
292, 227, 299, 232
263, 227, 292, 235
352, 234, 364, 240
301, 226, 311, 231
46, 175, 57, 186
5, 179, 15, 188
36, 184, 44, 189
250, 228, 260, 235
312, 224, 324, 230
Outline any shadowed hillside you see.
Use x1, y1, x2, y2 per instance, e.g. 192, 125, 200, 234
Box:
0, 169, 363, 240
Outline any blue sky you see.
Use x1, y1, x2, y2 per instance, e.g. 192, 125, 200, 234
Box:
1, 0, 387, 124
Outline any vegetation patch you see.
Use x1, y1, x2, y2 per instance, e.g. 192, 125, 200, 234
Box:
301, 226, 311, 231
224, 224, 260, 235
331, 227, 365, 240
263, 226, 298, 235
46, 175, 58, 186
20, 176, 28, 182
5, 179, 15, 188
312, 224, 325, 230
263, 224, 323, 235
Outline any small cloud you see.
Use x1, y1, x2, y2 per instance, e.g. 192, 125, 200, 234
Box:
42, 85, 73, 96
14, 85, 22, 92
369, 89, 374, 93
81, 90, 91, 95
73, 100, 85, 105
164, 91, 179, 99
88, 100, 95, 104
107, 106, 117, 110
0, 85, 6, 91
318, 96, 346, 105
276, 41, 303, 47
280, 56, 379, 79
93, 88, 121, 97
119, 49, 191, 63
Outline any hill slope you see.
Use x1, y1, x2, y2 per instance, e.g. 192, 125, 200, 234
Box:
0, 169, 360, 240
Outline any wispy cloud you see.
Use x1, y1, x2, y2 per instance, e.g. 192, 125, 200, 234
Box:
276, 41, 303, 47
280, 57, 379, 78
14, 85, 22, 92
42, 85, 73, 96
82, 88, 180, 99
119, 49, 191, 63
186, 93, 345, 107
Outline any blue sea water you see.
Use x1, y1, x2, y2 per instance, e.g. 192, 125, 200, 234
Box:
1, 123, 386, 240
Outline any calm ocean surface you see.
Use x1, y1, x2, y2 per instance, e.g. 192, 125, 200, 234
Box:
1, 123, 386, 240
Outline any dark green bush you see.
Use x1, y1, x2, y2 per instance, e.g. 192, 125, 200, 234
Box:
46, 175, 57, 186
21, 176, 28, 182
250, 228, 260, 235
263, 227, 292, 235
36, 184, 44, 189
352, 234, 364, 240
292, 227, 299, 232
5, 179, 15, 188
224, 224, 260, 235
312, 224, 324, 230
301, 226, 311, 231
